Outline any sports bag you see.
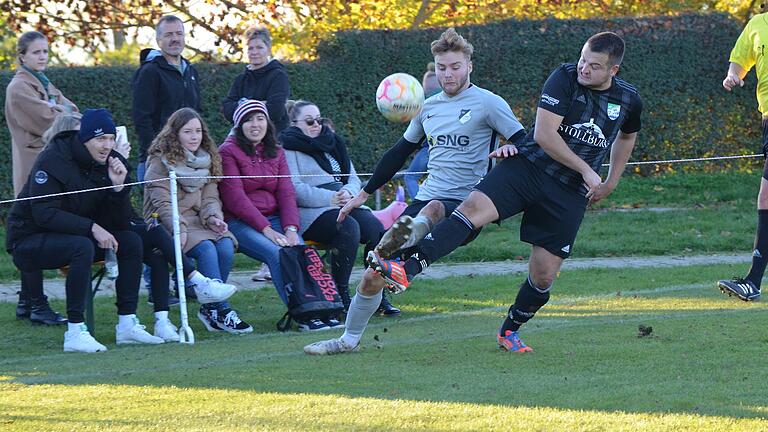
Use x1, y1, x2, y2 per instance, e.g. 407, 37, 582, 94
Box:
276, 245, 344, 331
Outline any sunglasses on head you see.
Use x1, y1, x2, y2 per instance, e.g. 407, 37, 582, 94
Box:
295, 117, 325, 126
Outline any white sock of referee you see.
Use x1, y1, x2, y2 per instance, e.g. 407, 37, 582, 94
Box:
340, 288, 382, 347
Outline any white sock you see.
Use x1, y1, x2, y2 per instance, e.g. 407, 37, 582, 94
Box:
188, 271, 207, 286
118, 314, 137, 331
340, 288, 382, 347
68, 322, 85, 333
402, 215, 433, 248
154, 310, 169, 322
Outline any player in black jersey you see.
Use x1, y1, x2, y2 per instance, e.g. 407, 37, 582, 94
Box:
369, 31, 643, 352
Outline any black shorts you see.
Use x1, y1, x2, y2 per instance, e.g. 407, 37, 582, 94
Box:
474, 156, 588, 258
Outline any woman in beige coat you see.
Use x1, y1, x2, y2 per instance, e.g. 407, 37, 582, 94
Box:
143, 107, 252, 334
5, 31, 78, 196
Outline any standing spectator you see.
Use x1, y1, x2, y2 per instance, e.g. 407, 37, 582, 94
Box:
281, 99, 386, 319
404, 62, 441, 200
221, 26, 291, 133
5, 31, 78, 325
132, 14, 201, 299
6, 108, 164, 352
132, 15, 201, 183
143, 108, 251, 334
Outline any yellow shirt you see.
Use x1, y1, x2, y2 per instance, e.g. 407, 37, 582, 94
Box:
731, 13, 768, 115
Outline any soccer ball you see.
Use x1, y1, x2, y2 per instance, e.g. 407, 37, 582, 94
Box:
376, 73, 425, 123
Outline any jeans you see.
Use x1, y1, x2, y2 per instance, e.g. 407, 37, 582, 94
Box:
229, 216, 304, 305
404, 145, 428, 201
187, 237, 235, 309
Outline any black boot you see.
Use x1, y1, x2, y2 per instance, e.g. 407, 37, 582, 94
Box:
29, 296, 68, 326
16, 290, 30, 320
377, 291, 401, 317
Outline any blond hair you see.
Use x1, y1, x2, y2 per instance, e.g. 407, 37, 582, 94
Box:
430, 28, 473, 59
43, 112, 82, 146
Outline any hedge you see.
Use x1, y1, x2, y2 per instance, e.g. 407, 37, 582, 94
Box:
0, 12, 760, 205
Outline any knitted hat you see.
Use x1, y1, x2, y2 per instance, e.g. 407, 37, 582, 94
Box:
78, 108, 116, 144
233, 99, 268, 127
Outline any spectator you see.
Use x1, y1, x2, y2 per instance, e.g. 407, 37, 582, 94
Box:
132, 15, 201, 183
218, 101, 317, 329
221, 26, 290, 132
281, 100, 387, 320
5, 31, 78, 325
404, 62, 441, 201
143, 108, 250, 334
6, 108, 164, 352
132, 14, 202, 300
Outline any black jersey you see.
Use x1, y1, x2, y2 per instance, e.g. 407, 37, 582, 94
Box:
518, 64, 643, 193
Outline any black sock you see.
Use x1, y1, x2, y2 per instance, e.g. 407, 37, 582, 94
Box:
500, 277, 551, 334
402, 210, 476, 279
746, 209, 768, 289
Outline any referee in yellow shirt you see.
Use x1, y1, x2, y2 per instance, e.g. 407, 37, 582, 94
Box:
718, 13, 768, 302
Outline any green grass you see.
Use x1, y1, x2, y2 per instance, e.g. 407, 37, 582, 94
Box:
0, 171, 761, 281
1, 263, 767, 430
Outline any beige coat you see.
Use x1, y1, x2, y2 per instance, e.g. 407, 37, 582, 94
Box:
143, 154, 236, 253
4, 67, 77, 196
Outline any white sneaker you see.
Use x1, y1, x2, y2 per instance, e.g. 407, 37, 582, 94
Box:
116, 318, 165, 345
251, 263, 272, 281
63, 324, 107, 353
193, 277, 237, 303
153, 319, 180, 342
304, 337, 360, 355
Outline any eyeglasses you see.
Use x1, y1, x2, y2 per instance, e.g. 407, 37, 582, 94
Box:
294, 117, 325, 126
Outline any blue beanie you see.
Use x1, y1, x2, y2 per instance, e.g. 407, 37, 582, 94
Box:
78, 108, 116, 144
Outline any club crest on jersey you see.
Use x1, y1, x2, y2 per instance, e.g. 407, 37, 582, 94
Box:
607, 103, 621, 120
459, 109, 472, 124
34, 170, 48, 184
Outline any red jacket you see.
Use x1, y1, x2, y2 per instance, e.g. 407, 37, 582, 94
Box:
219, 135, 300, 232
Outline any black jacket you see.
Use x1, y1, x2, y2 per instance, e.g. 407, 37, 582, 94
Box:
220, 59, 290, 132
132, 48, 202, 162
6, 131, 133, 252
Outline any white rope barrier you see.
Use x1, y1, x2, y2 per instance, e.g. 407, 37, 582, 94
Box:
0, 153, 762, 206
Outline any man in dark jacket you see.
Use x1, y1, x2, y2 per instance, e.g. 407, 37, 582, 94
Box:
132, 15, 201, 182
7, 109, 165, 353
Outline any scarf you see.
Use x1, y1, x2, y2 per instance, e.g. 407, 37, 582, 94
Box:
162, 148, 211, 193
280, 126, 351, 184
21, 65, 54, 102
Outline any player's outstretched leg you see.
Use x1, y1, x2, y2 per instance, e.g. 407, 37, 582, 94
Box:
304, 269, 385, 355
375, 215, 414, 259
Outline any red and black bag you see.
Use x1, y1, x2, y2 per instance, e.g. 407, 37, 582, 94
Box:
276, 245, 344, 331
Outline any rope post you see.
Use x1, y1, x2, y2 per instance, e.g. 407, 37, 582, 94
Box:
170, 170, 195, 344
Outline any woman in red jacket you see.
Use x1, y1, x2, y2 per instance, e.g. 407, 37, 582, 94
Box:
220, 100, 335, 332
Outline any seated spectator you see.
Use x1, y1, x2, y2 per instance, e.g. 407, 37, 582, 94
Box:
5, 108, 164, 352
143, 107, 251, 334
111, 126, 238, 342
281, 100, 400, 318
218, 100, 324, 330
404, 62, 441, 201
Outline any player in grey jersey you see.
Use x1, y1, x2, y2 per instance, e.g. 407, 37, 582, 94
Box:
303, 28, 526, 355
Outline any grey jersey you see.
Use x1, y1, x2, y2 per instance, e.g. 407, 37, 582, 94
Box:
403, 84, 524, 201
